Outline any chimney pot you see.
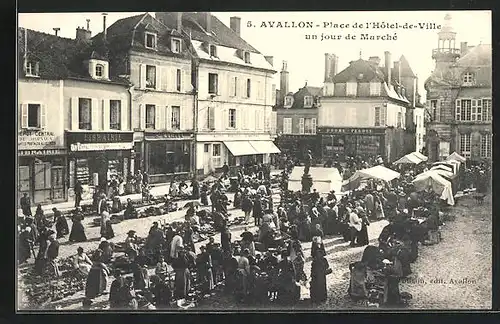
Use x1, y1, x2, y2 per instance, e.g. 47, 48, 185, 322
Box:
53, 28, 60, 36
230, 16, 241, 36
368, 56, 381, 65
76, 26, 92, 42
102, 13, 108, 41
86, 19, 90, 31
176, 12, 183, 32
460, 42, 468, 56
202, 12, 212, 33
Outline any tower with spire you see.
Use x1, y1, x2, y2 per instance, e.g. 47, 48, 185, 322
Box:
431, 13, 461, 70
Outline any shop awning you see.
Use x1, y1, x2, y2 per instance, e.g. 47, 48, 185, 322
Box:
249, 141, 281, 154
223, 141, 258, 156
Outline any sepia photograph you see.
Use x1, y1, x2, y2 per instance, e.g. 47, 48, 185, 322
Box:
16, 10, 492, 311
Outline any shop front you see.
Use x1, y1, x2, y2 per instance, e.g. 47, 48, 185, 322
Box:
18, 130, 67, 206
318, 127, 386, 162
223, 140, 281, 173
274, 135, 320, 162
144, 131, 194, 184
66, 131, 134, 197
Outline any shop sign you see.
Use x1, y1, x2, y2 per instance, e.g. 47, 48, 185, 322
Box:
18, 130, 58, 150
66, 131, 134, 145
70, 142, 134, 152
145, 132, 194, 140
18, 148, 66, 156
318, 127, 385, 135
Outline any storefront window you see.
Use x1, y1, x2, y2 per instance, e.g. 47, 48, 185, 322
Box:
148, 141, 190, 175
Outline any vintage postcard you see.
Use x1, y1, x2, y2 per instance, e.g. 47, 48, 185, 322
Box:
16, 10, 492, 311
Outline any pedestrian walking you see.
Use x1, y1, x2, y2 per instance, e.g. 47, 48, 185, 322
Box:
74, 181, 83, 208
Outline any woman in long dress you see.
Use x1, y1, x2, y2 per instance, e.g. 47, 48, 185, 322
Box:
74, 246, 93, 276
310, 249, 330, 304
69, 210, 87, 242
357, 214, 370, 246
55, 213, 69, 239
85, 251, 110, 300
172, 248, 191, 299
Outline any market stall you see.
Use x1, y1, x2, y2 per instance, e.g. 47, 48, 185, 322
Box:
342, 165, 400, 191
412, 171, 455, 205
288, 166, 343, 194
393, 152, 427, 165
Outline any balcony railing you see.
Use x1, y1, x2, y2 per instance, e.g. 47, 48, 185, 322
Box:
432, 48, 461, 58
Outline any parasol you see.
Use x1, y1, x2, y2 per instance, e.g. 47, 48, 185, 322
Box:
183, 201, 202, 209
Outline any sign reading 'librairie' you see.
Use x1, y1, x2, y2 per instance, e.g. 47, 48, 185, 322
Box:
18, 130, 58, 150
66, 131, 134, 145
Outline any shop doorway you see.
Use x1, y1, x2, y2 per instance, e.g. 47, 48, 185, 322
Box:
203, 143, 211, 174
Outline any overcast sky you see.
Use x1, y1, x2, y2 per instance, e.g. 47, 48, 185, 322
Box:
18, 11, 491, 101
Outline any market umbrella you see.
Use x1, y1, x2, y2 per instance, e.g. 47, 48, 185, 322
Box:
183, 201, 202, 209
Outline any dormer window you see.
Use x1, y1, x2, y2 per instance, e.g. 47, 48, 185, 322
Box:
284, 96, 293, 108
244, 52, 251, 64
25, 61, 40, 77
304, 96, 313, 108
209, 44, 217, 57
95, 64, 104, 78
145, 32, 157, 49
171, 38, 181, 54
346, 82, 357, 96
462, 72, 475, 86
369, 81, 381, 96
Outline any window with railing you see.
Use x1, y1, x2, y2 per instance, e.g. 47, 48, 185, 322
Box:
171, 106, 180, 130
145, 104, 156, 129
110, 100, 121, 130
78, 98, 92, 130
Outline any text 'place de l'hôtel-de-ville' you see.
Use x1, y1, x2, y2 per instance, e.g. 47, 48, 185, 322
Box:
18, 12, 491, 206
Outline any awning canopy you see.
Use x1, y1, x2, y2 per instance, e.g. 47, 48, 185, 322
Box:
342, 165, 400, 191
223, 141, 258, 156
446, 152, 466, 163
249, 141, 281, 154
413, 171, 455, 205
393, 153, 424, 165
412, 152, 428, 162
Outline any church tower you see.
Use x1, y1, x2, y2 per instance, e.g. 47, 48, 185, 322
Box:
432, 13, 460, 70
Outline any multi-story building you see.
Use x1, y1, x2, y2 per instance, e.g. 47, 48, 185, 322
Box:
319, 51, 413, 163
102, 13, 196, 183
274, 61, 322, 161
424, 14, 492, 163
18, 25, 134, 204
155, 12, 278, 175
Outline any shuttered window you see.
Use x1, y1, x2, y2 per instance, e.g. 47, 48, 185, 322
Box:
298, 118, 305, 134
171, 106, 181, 130
145, 104, 156, 129
283, 117, 292, 134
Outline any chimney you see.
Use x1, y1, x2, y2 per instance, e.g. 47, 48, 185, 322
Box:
175, 12, 183, 32
264, 56, 274, 66
201, 12, 212, 33
460, 42, 468, 56
384, 51, 392, 85
324, 54, 338, 82
86, 19, 90, 31
76, 27, 92, 42
394, 61, 401, 84
53, 28, 60, 36
280, 61, 289, 96
102, 13, 108, 42
230, 17, 241, 36
368, 56, 381, 65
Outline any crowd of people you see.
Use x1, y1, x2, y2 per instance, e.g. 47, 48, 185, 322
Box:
17, 152, 490, 309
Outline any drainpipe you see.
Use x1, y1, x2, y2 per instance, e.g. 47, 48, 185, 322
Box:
192, 58, 200, 176
127, 83, 134, 177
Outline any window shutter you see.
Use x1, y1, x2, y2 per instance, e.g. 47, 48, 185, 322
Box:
71, 97, 78, 130
120, 100, 127, 130
139, 64, 146, 89
40, 104, 47, 129
156, 66, 162, 91
299, 118, 305, 134
139, 104, 146, 129
180, 106, 186, 130
169, 69, 177, 92
209, 106, 215, 130
164, 106, 169, 129
455, 99, 461, 121
21, 104, 28, 128
436, 99, 441, 122
153, 105, 160, 130
240, 78, 245, 98
102, 100, 110, 130
91, 98, 99, 130
312, 118, 317, 134
160, 67, 169, 92
183, 69, 190, 92
35, 62, 40, 76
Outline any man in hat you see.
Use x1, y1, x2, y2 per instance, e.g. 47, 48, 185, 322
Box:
45, 230, 60, 277
20, 193, 32, 217
125, 230, 138, 257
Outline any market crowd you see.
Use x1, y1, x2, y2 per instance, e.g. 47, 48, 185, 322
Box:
17, 153, 490, 309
